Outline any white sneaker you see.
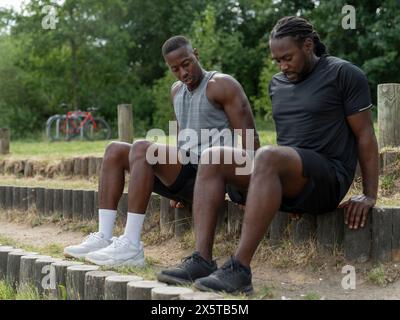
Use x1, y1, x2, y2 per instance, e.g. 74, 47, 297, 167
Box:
63, 232, 112, 259
85, 235, 145, 267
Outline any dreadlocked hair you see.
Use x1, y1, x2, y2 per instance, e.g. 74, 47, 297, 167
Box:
270, 16, 327, 57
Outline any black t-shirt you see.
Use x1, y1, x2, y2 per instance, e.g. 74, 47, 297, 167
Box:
269, 55, 372, 197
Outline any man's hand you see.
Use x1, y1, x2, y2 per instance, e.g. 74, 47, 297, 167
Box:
170, 200, 184, 209
339, 195, 376, 229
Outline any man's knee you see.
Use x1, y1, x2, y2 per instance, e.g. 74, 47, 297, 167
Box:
129, 140, 152, 165
254, 146, 284, 172
104, 141, 131, 164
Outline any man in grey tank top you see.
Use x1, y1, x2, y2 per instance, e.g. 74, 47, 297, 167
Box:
63, 35, 260, 268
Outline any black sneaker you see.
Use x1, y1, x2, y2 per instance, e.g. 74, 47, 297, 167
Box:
157, 251, 217, 285
194, 256, 253, 295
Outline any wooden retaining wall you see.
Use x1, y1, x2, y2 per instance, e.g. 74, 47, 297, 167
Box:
1, 184, 400, 265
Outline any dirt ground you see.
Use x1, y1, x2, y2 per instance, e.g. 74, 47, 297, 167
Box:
1, 215, 400, 300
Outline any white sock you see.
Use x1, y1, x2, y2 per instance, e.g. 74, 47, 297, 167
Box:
98, 209, 117, 240
124, 212, 145, 247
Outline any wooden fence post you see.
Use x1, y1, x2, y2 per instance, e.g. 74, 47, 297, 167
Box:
118, 104, 133, 143
378, 83, 400, 171
0, 128, 10, 155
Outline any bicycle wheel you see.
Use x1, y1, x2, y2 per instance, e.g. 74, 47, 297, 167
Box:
46, 115, 66, 141
60, 116, 81, 141
83, 117, 111, 140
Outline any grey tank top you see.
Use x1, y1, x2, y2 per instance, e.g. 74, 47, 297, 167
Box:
173, 71, 233, 159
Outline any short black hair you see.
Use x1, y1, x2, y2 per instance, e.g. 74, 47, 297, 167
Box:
270, 16, 327, 57
162, 35, 193, 57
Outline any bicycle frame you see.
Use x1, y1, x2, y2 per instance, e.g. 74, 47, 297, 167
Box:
65, 110, 98, 139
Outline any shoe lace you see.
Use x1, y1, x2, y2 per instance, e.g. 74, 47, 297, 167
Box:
82, 232, 102, 244
110, 236, 130, 248
217, 257, 240, 279
180, 252, 202, 267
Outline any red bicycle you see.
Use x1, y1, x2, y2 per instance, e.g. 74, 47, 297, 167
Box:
46, 105, 111, 141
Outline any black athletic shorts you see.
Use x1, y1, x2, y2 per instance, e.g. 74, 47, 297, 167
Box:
227, 147, 345, 215
153, 163, 244, 206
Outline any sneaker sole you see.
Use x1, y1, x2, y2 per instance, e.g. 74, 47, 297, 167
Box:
157, 273, 193, 286
85, 256, 146, 268
63, 251, 88, 259
194, 282, 254, 296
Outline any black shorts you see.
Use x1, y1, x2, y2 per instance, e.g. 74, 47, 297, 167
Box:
227, 147, 345, 215
153, 164, 197, 205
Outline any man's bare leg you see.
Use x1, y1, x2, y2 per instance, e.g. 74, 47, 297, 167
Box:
235, 146, 308, 266
98, 142, 131, 209
193, 146, 252, 261
126, 140, 182, 213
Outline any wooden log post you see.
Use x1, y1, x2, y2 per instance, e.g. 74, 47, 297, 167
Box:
0, 128, 10, 155
35, 187, 45, 216
51, 260, 83, 300
24, 161, 34, 178
0, 185, 6, 209
227, 201, 243, 235
344, 211, 372, 263
0, 247, 21, 280
12, 186, 21, 210
93, 191, 99, 222
20, 254, 51, 288
378, 84, 400, 152
84, 271, 118, 300
216, 200, 229, 234
61, 159, 74, 176
88, 156, 97, 177
82, 190, 95, 220
44, 188, 54, 216
160, 197, 175, 235
62, 189, 73, 219
104, 275, 143, 300
0, 160, 5, 174
175, 206, 192, 238
66, 265, 100, 300
53, 189, 63, 215
269, 211, 289, 246
151, 286, 193, 300
144, 194, 161, 233
72, 190, 84, 221
316, 209, 344, 252
117, 192, 128, 225
35, 257, 61, 297
5, 186, 13, 209
392, 208, 400, 262
95, 158, 103, 177
27, 187, 36, 211
81, 157, 89, 177
118, 104, 133, 143
371, 207, 393, 263
126, 280, 167, 300
73, 158, 81, 177
20, 187, 28, 211
289, 214, 317, 244
7, 251, 37, 288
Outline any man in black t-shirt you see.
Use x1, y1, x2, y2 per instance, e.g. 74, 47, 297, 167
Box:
157, 16, 379, 295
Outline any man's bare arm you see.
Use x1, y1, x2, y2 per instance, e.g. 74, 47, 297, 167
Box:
206, 74, 260, 151
339, 109, 379, 229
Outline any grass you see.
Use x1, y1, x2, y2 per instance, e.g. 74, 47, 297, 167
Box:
367, 265, 387, 286
0, 281, 47, 300
301, 292, 321, 300
0, 127, 277, 161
